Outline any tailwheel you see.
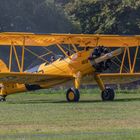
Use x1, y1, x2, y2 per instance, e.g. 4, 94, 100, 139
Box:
101, 87, 115, 101
0, 96, 6, 102
66, 88, 80, 102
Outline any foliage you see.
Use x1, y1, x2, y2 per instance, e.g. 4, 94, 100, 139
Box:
0, 0, 75, 33
61, 0, 140, 34
1, 0, 140, 34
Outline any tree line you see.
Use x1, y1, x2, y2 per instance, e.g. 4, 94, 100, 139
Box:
56, 0, 140, 35
1, 0, 139, 35
0, 0, 75, 33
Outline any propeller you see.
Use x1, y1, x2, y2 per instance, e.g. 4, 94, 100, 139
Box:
89, 46, 124, 72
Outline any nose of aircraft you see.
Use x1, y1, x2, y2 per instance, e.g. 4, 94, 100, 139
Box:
89, 47, 123, 72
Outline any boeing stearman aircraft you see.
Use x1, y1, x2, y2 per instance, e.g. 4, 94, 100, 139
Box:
0, 32, 139, 102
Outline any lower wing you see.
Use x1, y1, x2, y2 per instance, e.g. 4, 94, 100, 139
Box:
100, 73, 140, 84
0, 72, 73, 84
1, 72, 138, 86
82, 73, 140, 85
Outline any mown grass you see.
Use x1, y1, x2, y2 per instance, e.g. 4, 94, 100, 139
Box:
0, 88, 139, 140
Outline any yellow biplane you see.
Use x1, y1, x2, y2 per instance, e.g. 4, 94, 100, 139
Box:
0, 32, 140, 102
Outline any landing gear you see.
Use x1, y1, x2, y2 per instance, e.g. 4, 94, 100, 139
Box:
94, 74, 115, 101
101, 87, 115, 101
0, 96, 6, 102
66, 88, 80, 102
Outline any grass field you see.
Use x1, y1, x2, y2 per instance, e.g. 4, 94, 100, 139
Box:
0, 89, 140, 140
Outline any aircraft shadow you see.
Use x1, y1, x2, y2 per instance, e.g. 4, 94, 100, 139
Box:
7, 97, 140, 104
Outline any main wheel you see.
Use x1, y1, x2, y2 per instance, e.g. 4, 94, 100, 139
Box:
101, 87, 115, 101
0, 96, 6, 102
66, 88, 80, 102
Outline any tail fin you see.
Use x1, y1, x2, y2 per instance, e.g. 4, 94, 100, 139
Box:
0, 60, 9, 72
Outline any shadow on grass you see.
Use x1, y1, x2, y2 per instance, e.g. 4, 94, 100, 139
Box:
0, 131, 139, 139
114, 98, 140, 102
7, 97, 140, 104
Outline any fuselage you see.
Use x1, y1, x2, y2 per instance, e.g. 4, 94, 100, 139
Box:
1, 49, 95, 96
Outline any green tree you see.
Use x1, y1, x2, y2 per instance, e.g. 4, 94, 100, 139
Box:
0, 0, 76, 33
64, 0, 140, 34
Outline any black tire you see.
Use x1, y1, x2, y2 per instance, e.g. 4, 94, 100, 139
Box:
66, 88, 80, 102
101, 87, 115, 101
0, 97, 6, 102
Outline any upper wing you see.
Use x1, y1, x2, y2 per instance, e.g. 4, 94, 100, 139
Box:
0, 72, 73, 84
0, 32, 140, 47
